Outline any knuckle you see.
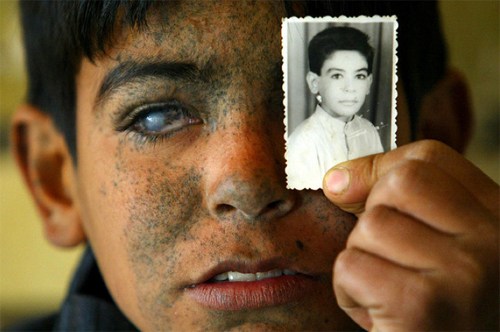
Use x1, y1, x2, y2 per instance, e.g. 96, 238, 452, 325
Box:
447, 246, 486, 299
333, 248, 360, 283
414, 274, 441, 302
355, 205, 391, 239
390, 161, 425, 186
371, 161, 427, 204
403, 274, 447, 325
408, 139, 451, 164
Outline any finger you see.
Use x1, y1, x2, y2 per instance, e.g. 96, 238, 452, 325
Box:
347, 204, 457, 270
366, 160, 496, 235
334, 248, 437, 332
323, 140, 499, 217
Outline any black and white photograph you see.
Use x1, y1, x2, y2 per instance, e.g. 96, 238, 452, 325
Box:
283, 16, 398, 189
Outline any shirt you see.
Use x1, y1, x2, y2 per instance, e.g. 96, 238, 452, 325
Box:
286, 105, 384, 189
6, 247, 138, 332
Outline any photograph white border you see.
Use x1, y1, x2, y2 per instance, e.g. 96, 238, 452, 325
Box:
282, 16, 398, 190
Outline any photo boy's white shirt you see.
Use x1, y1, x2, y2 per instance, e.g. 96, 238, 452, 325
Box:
287, 105, 384, 189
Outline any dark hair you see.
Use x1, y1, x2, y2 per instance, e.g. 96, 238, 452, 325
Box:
19, 1, 447, 162
308, 27, 374, 75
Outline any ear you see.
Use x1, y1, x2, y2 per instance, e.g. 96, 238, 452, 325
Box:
306, 71, 320, 95
365, 74, 373, 95
416, 68, 473, 153
11, 104, 86, 247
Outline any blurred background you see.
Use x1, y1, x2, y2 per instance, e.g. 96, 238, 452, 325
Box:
0, 1, 498, 329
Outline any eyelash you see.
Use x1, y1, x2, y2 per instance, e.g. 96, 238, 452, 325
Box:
124, 130, 170, 147
116, 100, 201, 146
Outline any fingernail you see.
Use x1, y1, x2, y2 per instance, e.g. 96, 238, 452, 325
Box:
324, 167, 350, 195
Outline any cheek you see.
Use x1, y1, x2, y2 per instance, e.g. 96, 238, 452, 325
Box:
320, 81, 340, 102
360, 81, 371, 95
321, 79, 336, 91
77, 131, 211, 329
123, 165, 208, 329
297, 192, 357, 256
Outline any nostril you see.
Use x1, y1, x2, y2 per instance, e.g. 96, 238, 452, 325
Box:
215, 204, 235, 215
267, 200, 282, 210
209, 179, 296, 221
259, 200, 287, 217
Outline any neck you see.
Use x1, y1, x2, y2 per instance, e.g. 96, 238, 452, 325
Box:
319, 105, 354, 123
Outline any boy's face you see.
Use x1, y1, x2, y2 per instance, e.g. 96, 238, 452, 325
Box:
70, 1, 405, 331
313, 50, 373, 121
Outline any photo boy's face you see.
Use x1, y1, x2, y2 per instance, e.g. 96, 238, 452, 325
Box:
72, 1, 359, 331
314, 50, 373, 120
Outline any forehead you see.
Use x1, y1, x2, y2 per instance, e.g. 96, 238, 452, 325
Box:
77, 0, 288, 138
322, 51, 368, 70
109, 1, 284, 68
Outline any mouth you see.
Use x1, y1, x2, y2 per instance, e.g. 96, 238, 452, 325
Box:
339, 100, 358, 106
185, 261, 319, 311
208, 268, 298, 282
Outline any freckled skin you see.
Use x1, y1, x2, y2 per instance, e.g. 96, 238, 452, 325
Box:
73, 1, 359, 331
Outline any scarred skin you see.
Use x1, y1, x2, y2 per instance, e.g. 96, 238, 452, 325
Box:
12, 0, 499, 331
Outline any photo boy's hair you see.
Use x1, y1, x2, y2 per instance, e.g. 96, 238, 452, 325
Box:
308, 27, 374, 75
19, 1, 446, 161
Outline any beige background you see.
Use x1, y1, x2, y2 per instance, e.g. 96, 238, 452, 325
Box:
1, 0, 499, 328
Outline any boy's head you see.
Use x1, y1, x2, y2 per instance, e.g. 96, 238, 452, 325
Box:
12, 1, 471, 331
306, 27, 374, 120
308, 26, 374, 76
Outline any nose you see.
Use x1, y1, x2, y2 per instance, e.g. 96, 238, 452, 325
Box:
343, 78, 355, 92
212, 175, 296, 222
204, 112, 296, 223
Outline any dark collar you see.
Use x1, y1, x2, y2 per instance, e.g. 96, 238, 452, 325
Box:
53, 246, 138, 331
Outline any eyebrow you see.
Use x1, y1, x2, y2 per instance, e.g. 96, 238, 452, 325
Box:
95, 60, 202, 107
325, 67, 368, 73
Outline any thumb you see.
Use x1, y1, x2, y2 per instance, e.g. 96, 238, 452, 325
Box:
322, 140, 498, 217
322, 154, 382, 215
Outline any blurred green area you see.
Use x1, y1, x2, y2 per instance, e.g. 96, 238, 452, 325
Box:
0, 0, 498, 329
0, 2, 84, 329
0, 1, 25, 150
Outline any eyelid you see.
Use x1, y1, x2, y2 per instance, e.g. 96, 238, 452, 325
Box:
115, 100, 190, 131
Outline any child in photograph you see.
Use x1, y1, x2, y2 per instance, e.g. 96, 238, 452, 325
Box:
287, 26, 384, 189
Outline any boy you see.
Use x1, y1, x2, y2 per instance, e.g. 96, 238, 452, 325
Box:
10, 1, 499, 331
287, 26, 384, 189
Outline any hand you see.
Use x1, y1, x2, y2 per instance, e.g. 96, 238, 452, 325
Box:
323, 140, 499, 331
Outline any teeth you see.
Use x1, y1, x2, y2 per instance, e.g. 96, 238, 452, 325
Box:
212, 269, 297, 282
228, 272, 256, 282
213, 272, 228, 281
256, 269, 282, 280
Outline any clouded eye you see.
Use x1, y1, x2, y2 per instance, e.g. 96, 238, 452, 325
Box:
132, 102, 201, 135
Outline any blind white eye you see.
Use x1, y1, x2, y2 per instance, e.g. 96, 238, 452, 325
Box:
134, 105, 196, 134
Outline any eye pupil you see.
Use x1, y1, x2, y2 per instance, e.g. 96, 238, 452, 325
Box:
127, 101, 200, 140
143, 111, 168, 132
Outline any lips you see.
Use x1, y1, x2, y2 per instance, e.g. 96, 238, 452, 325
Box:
339, 100, 358, 106
185, 259, 319, 311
